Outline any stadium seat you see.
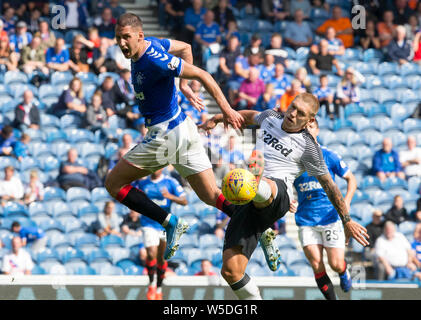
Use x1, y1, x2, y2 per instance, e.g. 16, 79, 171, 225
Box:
99, 265, 125, 276
361, 176, 382, 191
199, 234, 223, 249
89, 261, 114, 275
124, 234, 143, 249
28, 202, 50, 218
75, 234, 100, 251
396, 88, 419, 104
382, 177, 408, 191
402, 118, 421, 134
284, 251, 308, 267
408, 176, 421, 194
4, 71, 28, 86
362, 130, 383, 148
123, 265, 144, 275
87, 249, 113, 265
64, 260, 88, 274
66, 187, 91, 203
382, 75, 406, 90
43, 128, 67, 144
100, 234, 125, 249
90, 187, 111, 203
43, 187, 67, 202
398, 221, 417, 237
36, 248, 61, 264
3, 202, 29, 218
362, 75, 382, 89
77, 204, 100, 226
376, 62, 398, 76
107, 247, 130, 264
246, 261, 271, 277
50, 71, 73, 86
60, 114, 83, 129
97, 72, 120, 85
0, 157, 20, 171
399, 62, 419, 77
177, 234, 199, 249
31, 265, 47, 275
368, 190, 393, 206
61, 247, 86, 264
75, 72, 98, 86
317, 130, 337, 145
351, 190, 371, 205
289, 264, 314, 277
404, 75, 421, 90
51, 201, 75, 219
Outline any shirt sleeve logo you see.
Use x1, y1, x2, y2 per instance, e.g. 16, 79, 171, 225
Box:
168, 57, 180, 70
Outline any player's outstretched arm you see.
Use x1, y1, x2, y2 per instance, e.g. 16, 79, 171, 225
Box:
167, 40, 205, 112
342, 171, 357, 211
180, 61, 245, 130
198, 110, 260, 134
316, 173, 369, 247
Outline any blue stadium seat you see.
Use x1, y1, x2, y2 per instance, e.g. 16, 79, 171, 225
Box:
399, 62, 419, 77
253, 20, 274, 32
361, 176, 382, 191
43, 187, 67, 202
382, 177, 408, 191
371, 116, 399, 133
373, 89, 396, 105
31, 265, 47, 275
36, 248, 61, 264
75, 234, 100, 250
48, 233, 71, 250
376, 62, 399, 76
177, 234, 198, 249
18, 156, 40, 172
61, 217, 85, 234
398, 221, 417, 236
107, 247, 130, 264
60, 114, 83, 129
51, 201, 74, 219
396, 88, 419, 104
408, 176, 421, 194
75, 72, 98, 86
384, 131, 407, 148
369, 190, 393, 206
104, 143, 118, 159
64, 128, 95, 144
246, 261, 271, 277
289, 264, 313, 277
90, 187, 111, 203
98, 265, 124, 276
0, 157, 20, 171
402, 118, 421, 134
64, 261, 89, 274
28, 202, 50, 218
388, 103, 413, 121
362, 130, 383, 148
4, 71, 28, 86
87, 249, 113, 265
43, 128, 67, 144
79, 143, 105, 159
61, 247, 86, 264
100, 234, 125, 249
317, 130, 337, 145
50, 71, 74, 86
77, 205, 99, 227
66, 187, 91, 203
123, 265, 144, 275
124, 234, 143, 249
362, 75, 382, 89
51, 141, 71, 160
39, 84, 60, 99
404, 75, 421, 90
70, 200, 92, 216
199, 234, 223, 249
351, 190, 371, 205
3, 202, 29, 218
284, 251, 308, 267
382, 75, 406, 90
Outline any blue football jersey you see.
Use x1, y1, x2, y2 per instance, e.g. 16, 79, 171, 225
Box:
133, 175, 186, 230
294, 146, 349, 227
131, 37, 184, 126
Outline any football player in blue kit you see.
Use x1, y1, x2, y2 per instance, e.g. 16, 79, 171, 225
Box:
105, 13, 244, 260
293, 119, 357, 299
133, 169, 187, 300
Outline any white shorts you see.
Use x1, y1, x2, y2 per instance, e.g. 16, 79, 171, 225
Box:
142, 227, 166, 248
123, 111, 212, 178
298, 220, 345, 249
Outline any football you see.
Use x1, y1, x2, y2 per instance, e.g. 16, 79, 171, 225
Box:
222, 168, 258, 205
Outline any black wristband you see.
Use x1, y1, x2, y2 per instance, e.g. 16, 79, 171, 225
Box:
341, 214, 351, 225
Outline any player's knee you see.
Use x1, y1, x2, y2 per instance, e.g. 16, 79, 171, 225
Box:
220, 264, 238, 283
309, 259, 324, 273
328, 258, 344, 273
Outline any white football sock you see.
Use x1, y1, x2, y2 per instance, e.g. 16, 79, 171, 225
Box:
253, 179, 277, 203
230, 273, 262, 300
161, 214, 172, 228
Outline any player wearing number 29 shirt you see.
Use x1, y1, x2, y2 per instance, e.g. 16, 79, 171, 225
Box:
293, 119, 357, 300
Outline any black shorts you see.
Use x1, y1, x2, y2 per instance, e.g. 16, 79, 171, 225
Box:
223, 178, 290, 260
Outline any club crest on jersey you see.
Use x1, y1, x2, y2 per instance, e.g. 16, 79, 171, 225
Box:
136, 72, 145, 85
168, 57, 180, 70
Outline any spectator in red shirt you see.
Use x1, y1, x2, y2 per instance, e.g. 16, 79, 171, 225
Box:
413, 30, 421, 65
194, 259, 217, 276
237, 67, 265, 110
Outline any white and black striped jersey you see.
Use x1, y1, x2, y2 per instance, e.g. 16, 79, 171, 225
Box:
254, 109, 329, 200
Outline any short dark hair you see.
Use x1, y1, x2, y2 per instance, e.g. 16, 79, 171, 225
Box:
11, 221, 20, 230
1, 125, 13, 136
116, 13, 143, 29
319, 74, 328, 80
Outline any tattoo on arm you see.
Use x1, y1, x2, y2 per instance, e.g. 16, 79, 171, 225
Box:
317, 173, 351, 225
